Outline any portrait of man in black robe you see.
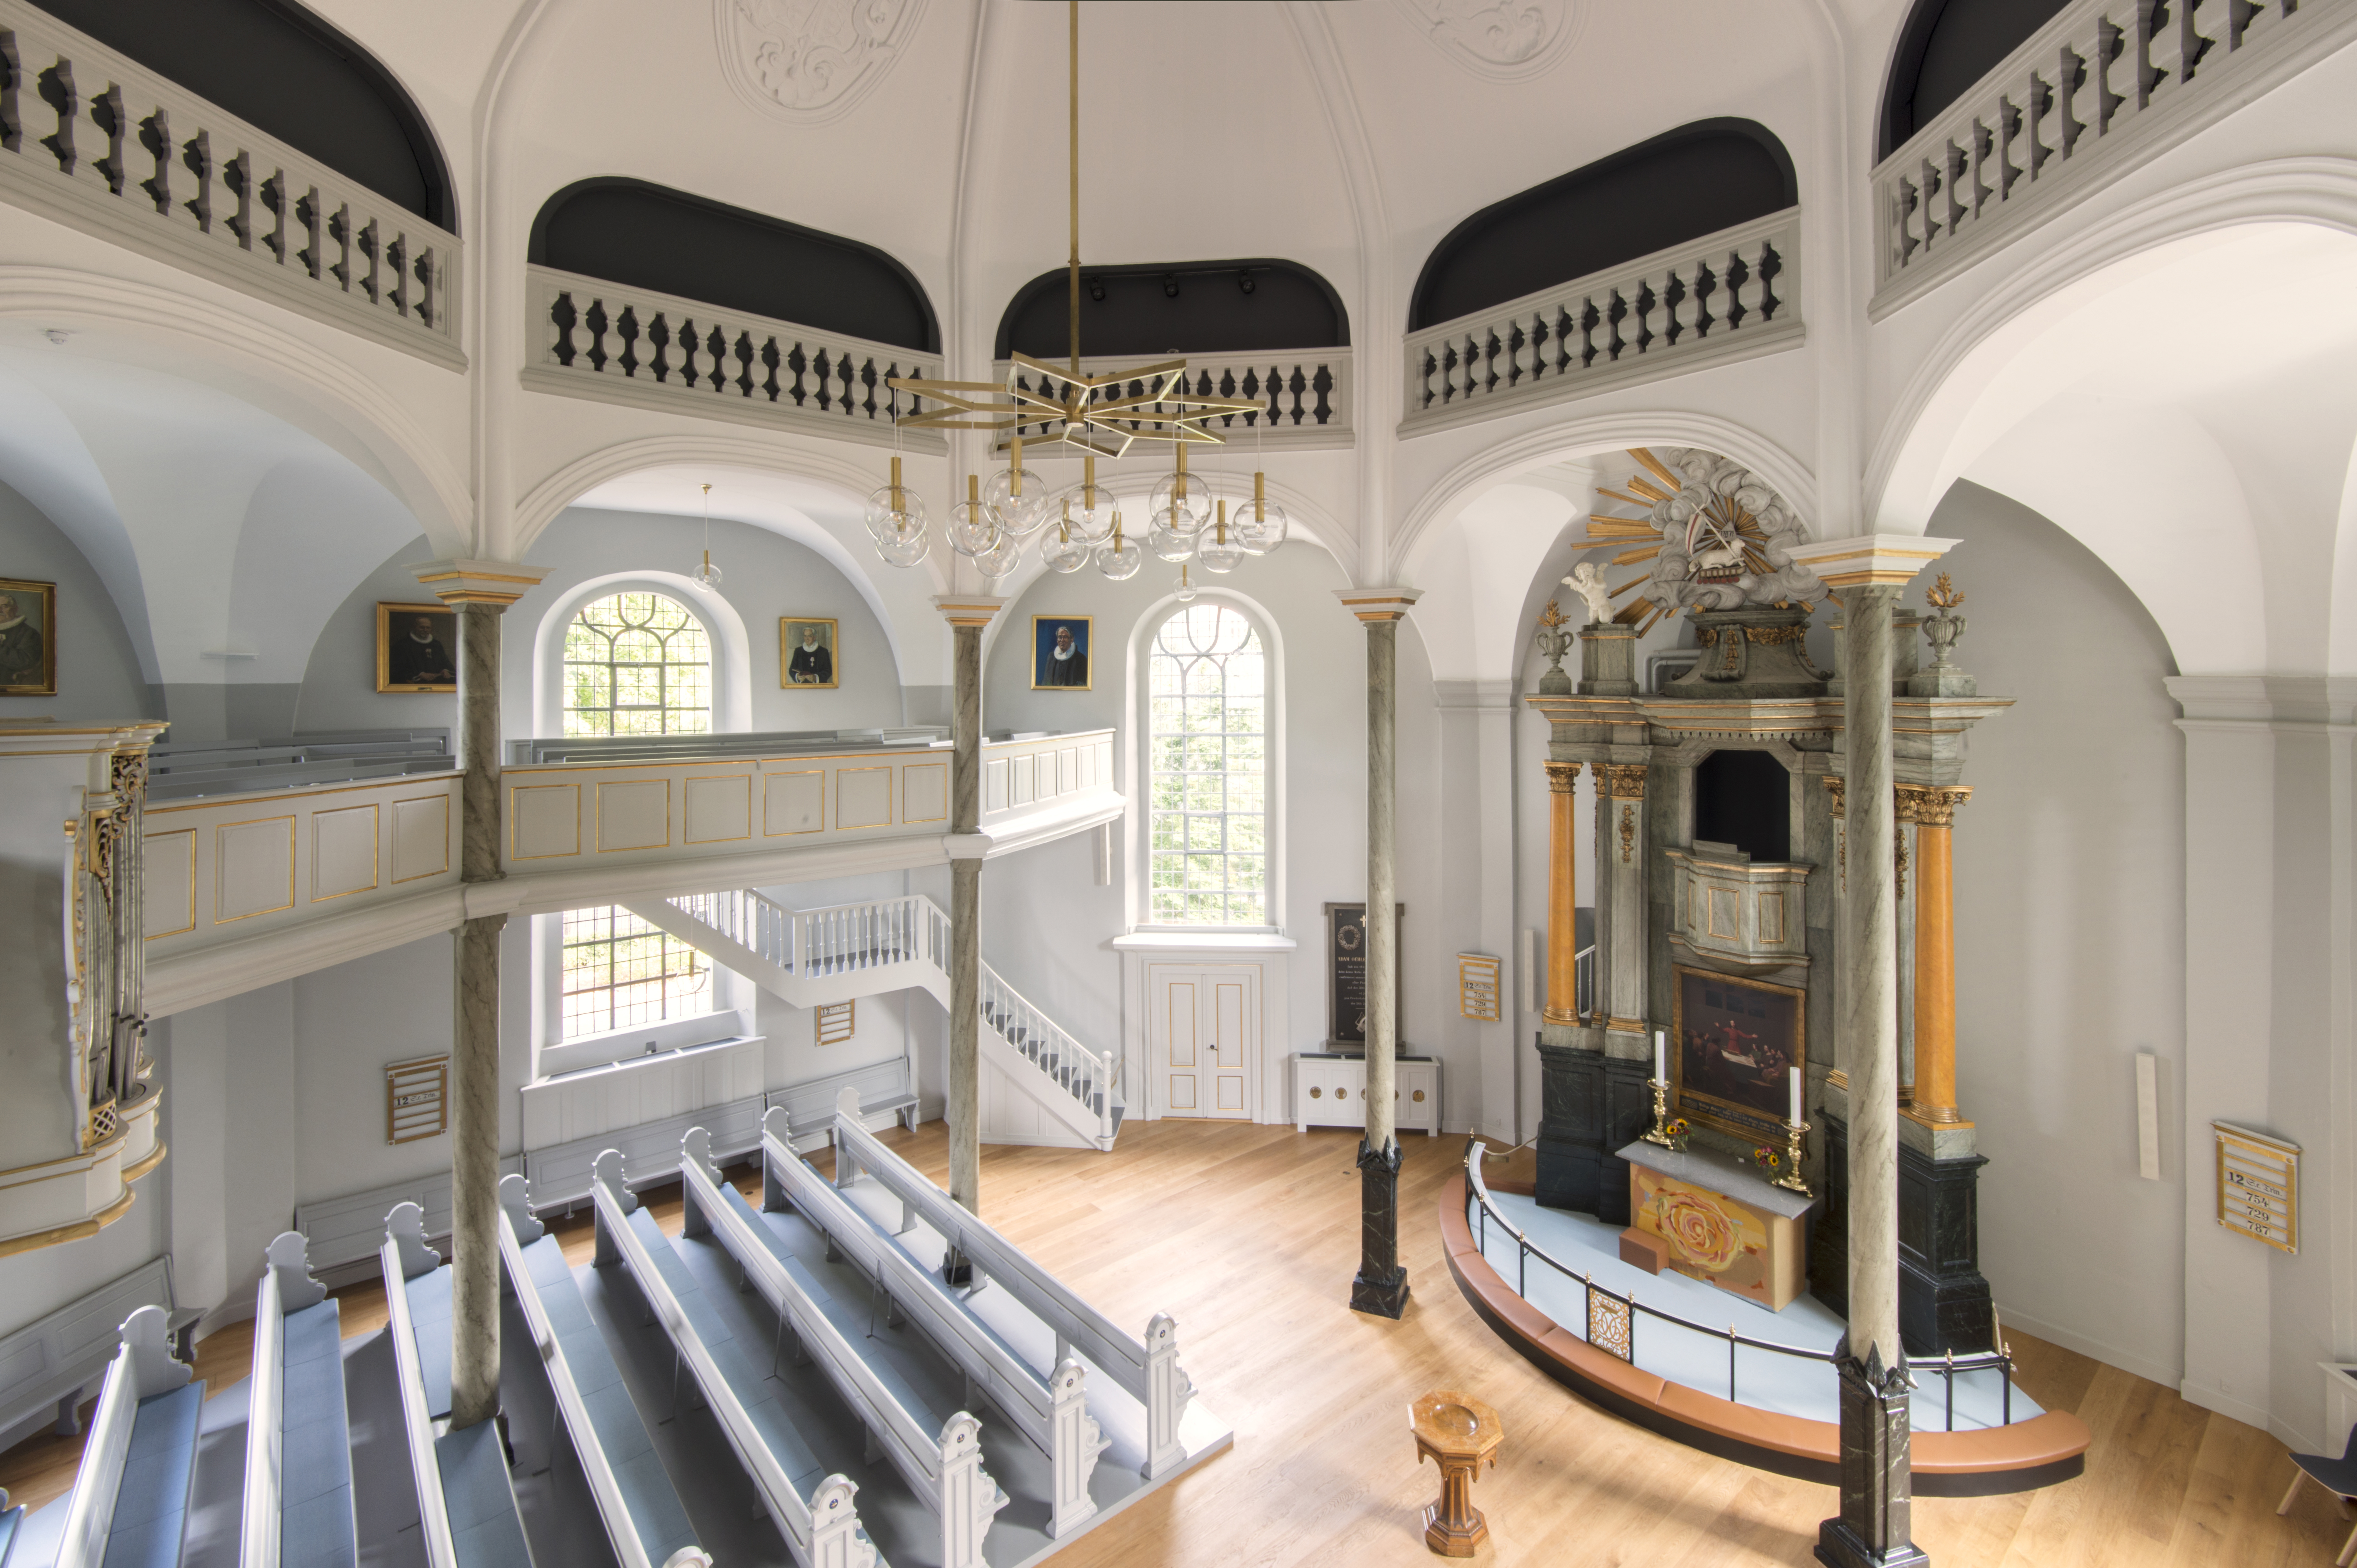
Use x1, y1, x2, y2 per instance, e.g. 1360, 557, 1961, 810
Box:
378, 603, 458, 691
1034, 618, 1091, 690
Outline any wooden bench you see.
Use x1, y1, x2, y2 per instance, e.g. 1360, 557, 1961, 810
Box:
736, 1114, 1108, 1537
52, 1305, 203, 1568
380, 1205, 533, 1568
827, 1090, 1199, 1480
241, 1231, 357, 1568
496, 1175, 712, 1568
766, 1058, 920, 1156
593, 1146, 968, 1568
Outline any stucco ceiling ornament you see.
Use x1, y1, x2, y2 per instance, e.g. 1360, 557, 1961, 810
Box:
1574, 447, 1827, 632
1392, 0, 1584, 83
718, 0, 924, 125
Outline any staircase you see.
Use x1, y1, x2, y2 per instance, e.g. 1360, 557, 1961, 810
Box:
630, 889, 1126, 1151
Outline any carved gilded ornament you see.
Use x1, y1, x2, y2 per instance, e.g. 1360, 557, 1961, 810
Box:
1543, 759, 1580, 794
1605, 763, 1648, 799
1619, 804, 1636, 864
68, 742, 152, 1149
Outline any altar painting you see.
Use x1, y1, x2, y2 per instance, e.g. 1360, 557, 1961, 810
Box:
1633, 1166, 1777, 1304
1671, 965, 1804, 1144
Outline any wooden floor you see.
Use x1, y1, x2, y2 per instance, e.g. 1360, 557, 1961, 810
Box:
3, 1120, 2346, 1566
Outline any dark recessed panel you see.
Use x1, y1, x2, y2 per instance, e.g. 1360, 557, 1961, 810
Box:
530, 179, 939, 354
1693, 748, 1792, 862
1408, 118, 1796, 332
1878, 0, 2073, 160
34, 0, 454, 228
995, 260, 1348, 360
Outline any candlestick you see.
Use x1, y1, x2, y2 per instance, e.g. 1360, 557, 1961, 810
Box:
1654, 1029, 1666, 1082
1788, 1065, 1802, 1125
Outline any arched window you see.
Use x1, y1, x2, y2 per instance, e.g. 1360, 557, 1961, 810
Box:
562, 592, 711, 736
1147, 605, 1269, 926
560, 905, 709, 1038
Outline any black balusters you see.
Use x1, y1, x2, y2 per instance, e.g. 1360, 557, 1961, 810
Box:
550, 291, 578, 366
1505, 320, 1527, 385
1943, 140, 1966, 236
1757, 242, 1784, 320
1310, 364, 1333, 425
326, 201, 348, 287
90, 82, 124, 195
2058, 45, 2088, 158
1661, 274, 1686, 347
583, 299, 609, 372
740, 332, 759, 400
2029, 74, 2056, 178
1286, 365, 1307, 424
787, 343, 809, 404
1528, 311, 1552, 379
138, 108, 170, 213
761, 337, 781, 402
223, 151, 253, 248
615, 305, 640, 376
1692, 262, 1717, 338
812, 348, 833, 410
2181, 0, 2215, 79
1897, 177, 1922, 264
1577, 298, 1600, 367
647, 312, 671, 382
37, 58, 74, 174
1, 32, 20, 154
1725, 253, 1751, 330
1417, 350, 1437, 409
1633, 283, 1656, 354
414, 247, 434, 327
1970, 120, 1995, 214
357, 216, 380, 301
1605, 290, 1627, 361
860, 357, 877, 420
294, 188, 321, 276
2095, 18, 2126, 132
705, 326, 727, 393
1998, 96, 2024, 199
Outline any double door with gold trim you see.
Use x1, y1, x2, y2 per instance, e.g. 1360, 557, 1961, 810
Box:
1149, 964, 1258, 1120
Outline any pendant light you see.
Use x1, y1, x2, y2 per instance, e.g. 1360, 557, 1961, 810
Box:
1150, 442, 1212, 535
1174, 562, 1198, 602
1198, 499, 1244, 573
1095, 507, 1142, 580
693, 483, 724, 588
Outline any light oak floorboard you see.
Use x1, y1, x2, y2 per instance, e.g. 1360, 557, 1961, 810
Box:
2, 1119, 2344, 1567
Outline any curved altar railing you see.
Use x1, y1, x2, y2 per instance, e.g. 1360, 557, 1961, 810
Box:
1463, 1140, 2024, 1432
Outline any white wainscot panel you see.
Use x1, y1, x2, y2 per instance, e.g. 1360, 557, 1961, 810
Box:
902, 760, 948, 825
597, 779, 671, 851
837, 766, 892, 830
510, 783, 580, 859
984, 757, 1008, 813
144, 829, 195, 939
215, 816, 294, 921
390, 793, 449, 882
763, 768, 825, 835
519, 1033, 766, 1151
311, 803, 378, 901
684, 773, 751, 844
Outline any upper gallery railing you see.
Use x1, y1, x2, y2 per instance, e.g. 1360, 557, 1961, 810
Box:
1870, 0, 2355, 315
524, 263, 949, 453
1399, 208, 1803, 436
989, 349, 1354, 451
0, 0, 462, 366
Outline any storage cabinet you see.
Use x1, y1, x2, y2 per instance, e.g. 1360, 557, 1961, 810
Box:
1292, 1051, 1440, 1135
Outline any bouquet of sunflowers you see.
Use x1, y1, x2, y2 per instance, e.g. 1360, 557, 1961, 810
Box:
1752, 1144, 1784, 1175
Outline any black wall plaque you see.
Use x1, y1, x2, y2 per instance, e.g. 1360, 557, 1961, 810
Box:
1324, 902, 1404, 1051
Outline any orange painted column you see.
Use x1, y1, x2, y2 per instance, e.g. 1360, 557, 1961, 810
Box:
1908, 785, 1970, 1123
1543, 761, 1581, 1026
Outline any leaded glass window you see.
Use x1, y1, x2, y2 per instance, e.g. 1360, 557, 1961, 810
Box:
562, 591, 711, 736
560, 904, 710, 1037
1147, 604, 1268, 925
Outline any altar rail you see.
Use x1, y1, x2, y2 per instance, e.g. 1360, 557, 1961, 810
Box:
1399, 208, 1804, 437
524, 263, 947, 454
989, 351, 1353, 452
0, 0, 462, 365
1870, 0, 2357, 315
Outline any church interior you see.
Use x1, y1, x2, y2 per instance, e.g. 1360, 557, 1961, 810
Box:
0, 0, 2352, 1563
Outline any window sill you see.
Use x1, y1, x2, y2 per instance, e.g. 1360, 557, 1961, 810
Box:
1112, 930, 1299, 952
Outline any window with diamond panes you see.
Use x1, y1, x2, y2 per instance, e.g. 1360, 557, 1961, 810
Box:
562, 591, 711, 736
560, 904, 711, 1038
1148, 604, 1268, 925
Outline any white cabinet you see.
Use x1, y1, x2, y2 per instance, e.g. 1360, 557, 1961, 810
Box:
1292, 1052, 1440, 1136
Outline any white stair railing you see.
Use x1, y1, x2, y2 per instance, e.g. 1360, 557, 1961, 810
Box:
977, 964, 1120, 1147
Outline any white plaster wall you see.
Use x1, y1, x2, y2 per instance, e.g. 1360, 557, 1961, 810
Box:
1926, 481, 2188, 1388
0, 479, 155, 720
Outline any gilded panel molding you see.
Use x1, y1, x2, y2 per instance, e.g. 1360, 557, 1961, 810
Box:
1605, 763, 1648, 799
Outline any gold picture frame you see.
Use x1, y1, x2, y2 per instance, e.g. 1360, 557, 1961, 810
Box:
1032, 614, 1094, 691
780, 616, 840, 689
376, 602, 459, 693
1670, 964, 1805, 1145
0, 577, 57, 696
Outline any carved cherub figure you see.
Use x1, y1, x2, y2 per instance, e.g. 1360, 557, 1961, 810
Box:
1565, 561, 1615, 625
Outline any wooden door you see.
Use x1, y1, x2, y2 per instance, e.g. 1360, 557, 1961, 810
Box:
1150, 964, 1257, 1120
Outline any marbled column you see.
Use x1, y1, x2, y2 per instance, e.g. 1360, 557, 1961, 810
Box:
1542, 761, 1581, 1027
1817, 1344, 1930, 1568
1840, 584, 1903, 1371
451, 600, 507, 1430
948, 619, 983, 1217
1905, 786, 1970, 1125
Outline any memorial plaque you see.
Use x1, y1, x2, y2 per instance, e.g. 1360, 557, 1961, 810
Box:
2213, 1121, 2298, 1253
1324, 902, 1404, 1051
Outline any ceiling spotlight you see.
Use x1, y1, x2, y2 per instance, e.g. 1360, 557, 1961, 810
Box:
1162, 274, 1180, 299
1087, 277, 1106, 302
1237, 273, 1256, 295
43, 329, 70, 344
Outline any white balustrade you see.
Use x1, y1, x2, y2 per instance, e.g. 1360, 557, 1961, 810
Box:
1400, 208, 1803, 436
989, 350, 1353, 451
1871, 0, 2353, 313
524, 263, 947, 453
0, 0, 461, 364
979, 964, 1119, 1148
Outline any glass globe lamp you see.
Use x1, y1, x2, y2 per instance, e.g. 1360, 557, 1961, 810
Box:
976, 531, 1022, 582
1235, 472, 1289, 555
1095, 518, 1143, 580
947, 473, 1001, 557
1042, 525, 1090, 574
1146, 512, 1196, 563
876, 515, 929, 568
1174, 565, 1198, 603
984, 439, 1049, 537
1197, 503, 1244, 573
864, 456, 927, 541
1149, 447, 1212, 534
692, 550, 725, 589
1055, 456, 1119, 544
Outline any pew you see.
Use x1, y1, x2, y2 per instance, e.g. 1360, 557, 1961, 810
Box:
53, 1305, 203, 1568
824, 1090, 1198, 1479
240, 1232, 356, 1568
732, 1114, 1109, 1537
592, 1147, 977, 1568
494, 1175, 712, 1568
380, 1205, 534, 1568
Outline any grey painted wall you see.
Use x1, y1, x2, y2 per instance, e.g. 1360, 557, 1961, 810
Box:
0, 478, 155, 722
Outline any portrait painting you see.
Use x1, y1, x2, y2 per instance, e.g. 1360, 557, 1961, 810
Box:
780, 617, 840, 689
0, 578, 56, 696
1671, 965, 1805, 1144
1031, 615, 1093, 691
376, 602, 459, 693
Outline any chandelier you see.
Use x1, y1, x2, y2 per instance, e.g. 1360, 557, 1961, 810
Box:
868, 0, 1288, 588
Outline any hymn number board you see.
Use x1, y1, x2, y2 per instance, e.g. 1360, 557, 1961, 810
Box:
385, 1055, 449, 1144
2213, 1121, 2298, 1253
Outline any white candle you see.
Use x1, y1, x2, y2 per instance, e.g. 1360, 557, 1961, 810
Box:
1789, 1066, 1804, 1126
1654, 1029, 1666, 1083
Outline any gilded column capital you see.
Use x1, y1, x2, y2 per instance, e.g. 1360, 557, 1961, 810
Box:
1543, 759, 1581, 793
1913, 784, 1972, 827
410, 558, 550, 608
1605, 763, 1648, 799
1822, 774, 1846, 814
1894, 783, 1926, 824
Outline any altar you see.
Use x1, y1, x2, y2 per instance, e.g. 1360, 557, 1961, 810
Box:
1619, 1139, 1815, 1311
